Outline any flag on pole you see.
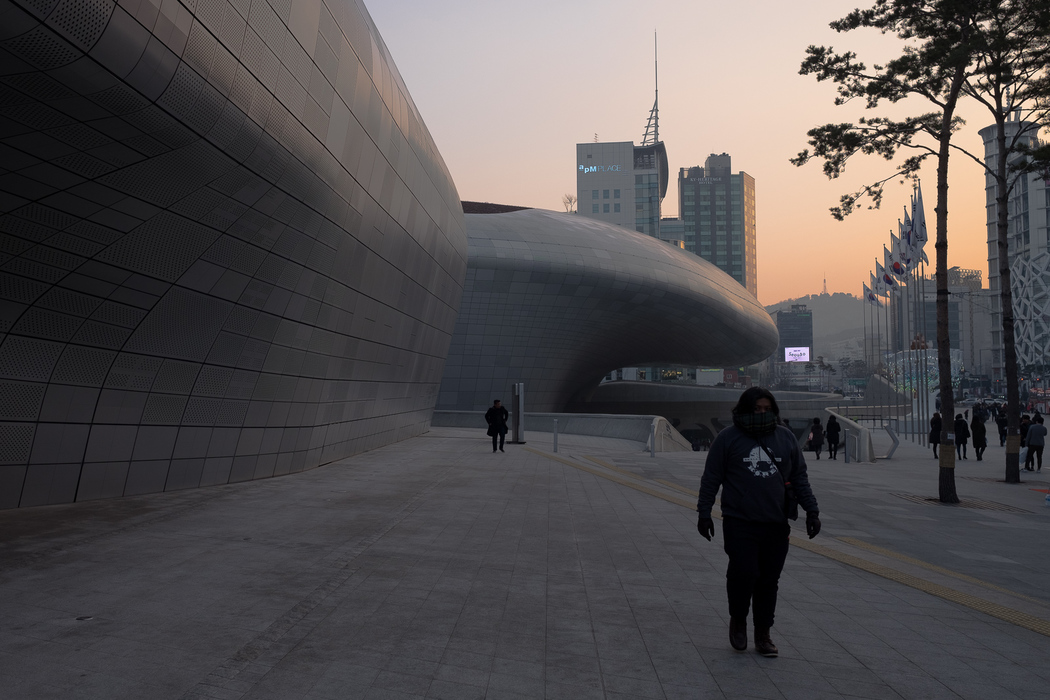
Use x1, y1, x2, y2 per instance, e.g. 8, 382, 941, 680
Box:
878, 255, 898, 290
890, 230, 910, 277
871, 271, 886, 296
863, 283, 883, 307
912, 182, 930, 263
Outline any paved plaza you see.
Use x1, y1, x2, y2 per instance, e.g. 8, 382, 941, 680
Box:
3, 425, 1050, 699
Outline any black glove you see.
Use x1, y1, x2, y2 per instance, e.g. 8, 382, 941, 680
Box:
806, 511, 821, 539
697, 515, 714, 541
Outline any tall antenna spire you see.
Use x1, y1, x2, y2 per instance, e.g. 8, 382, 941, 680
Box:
642, 31, 659, 146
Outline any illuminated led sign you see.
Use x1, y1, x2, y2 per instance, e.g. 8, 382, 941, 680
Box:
579, 165, 623, 174
784, 346, 810, 362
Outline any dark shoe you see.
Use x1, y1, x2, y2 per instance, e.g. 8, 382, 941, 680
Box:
729, 617, 747, 651
499, 448, 504, 452
754, 627, 778, 657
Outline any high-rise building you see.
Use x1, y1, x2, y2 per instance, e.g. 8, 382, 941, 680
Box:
678, 154, 757, 296
981, 117, 1050, 386
576, 141, 668, 237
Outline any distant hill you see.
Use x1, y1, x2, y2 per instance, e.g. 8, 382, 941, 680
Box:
765, 293, 868, 364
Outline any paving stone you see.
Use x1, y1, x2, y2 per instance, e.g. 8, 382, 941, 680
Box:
3, 428, 1050, 699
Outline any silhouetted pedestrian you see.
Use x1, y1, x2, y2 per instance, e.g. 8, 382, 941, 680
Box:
996, 411, 1008, 447
1026, 415, 1046, 471
930, 413, 942, 459
485, 399, 508, 453
954, 414, 969, 459
808, 418, 824, 460
696, 387, 820, 658
825, 416, 841, 460
971, 414, 987, 461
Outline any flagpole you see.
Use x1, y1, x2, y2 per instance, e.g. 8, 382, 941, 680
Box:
875, 258, 882, 425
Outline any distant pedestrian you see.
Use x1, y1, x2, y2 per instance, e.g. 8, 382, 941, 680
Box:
808, 418, 824, 460
696, 387, 820, 658
930, 413, 942, 459
954, 414, 970, 459
485, 399, 508, 453
826, 416, 841, 460
996, 411, 1008, 447
971, 414, 987, 461
1026, 415, 1046, 471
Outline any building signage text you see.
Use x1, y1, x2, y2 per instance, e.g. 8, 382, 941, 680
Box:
579, 165, 622, 174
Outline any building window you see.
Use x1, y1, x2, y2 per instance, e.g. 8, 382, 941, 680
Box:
592, 190, 598, 199
614, 203, 621, 213
603, 189, 610, 199
603, 203, 610, 213
592, 204, 599, 213
614, 189, 620, 199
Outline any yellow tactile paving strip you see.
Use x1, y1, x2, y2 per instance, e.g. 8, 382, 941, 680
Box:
525, 446, 1050, 638
524, 448, 695, 509
837, 536, 1047, 606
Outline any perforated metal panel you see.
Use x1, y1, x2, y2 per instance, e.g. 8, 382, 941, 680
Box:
0, 381, 45, 420
46, 0, 114, 50
0, 424, 34, 464
0, 336, 63, 380
98, 212, 220, 282
2, 27, 80, 69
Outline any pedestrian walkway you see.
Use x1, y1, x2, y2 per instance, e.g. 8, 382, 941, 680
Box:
2, 426, 1050, 699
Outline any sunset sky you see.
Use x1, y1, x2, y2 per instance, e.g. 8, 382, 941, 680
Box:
368, 0, 1003, 306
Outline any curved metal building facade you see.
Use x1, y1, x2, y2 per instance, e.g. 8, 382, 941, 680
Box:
0, 0, 467, 507
437, 209, 779, 413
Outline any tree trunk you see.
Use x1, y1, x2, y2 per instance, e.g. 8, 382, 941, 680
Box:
935, 69, 965, 504
995, 113, 1022, 484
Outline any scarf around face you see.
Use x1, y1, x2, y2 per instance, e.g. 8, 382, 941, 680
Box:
733, 411, 778, 436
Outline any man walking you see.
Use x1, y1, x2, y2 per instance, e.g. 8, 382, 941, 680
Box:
485, 399, 509, 453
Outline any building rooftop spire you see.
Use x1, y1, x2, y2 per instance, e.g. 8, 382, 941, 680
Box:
642, 32, 659, 146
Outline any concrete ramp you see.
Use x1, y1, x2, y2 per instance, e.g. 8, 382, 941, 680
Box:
432, 411, 693, 452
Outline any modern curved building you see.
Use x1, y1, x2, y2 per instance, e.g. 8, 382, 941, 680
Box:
437, 207, 779, 413
0, 0, 467, 508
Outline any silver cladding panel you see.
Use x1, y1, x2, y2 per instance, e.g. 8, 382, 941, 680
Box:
0, 0, 467, 508
438, 209, 778, 412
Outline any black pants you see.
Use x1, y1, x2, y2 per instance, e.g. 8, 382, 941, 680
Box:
491, 432, 505, 451
1026, 445, 1043, 469
827, 439, 838, 458
722, 517, 790, 629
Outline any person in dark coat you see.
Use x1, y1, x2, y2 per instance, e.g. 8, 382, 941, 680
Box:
954, 413, 970, 459
996, 411, 1008, 447
696, 387, 820, 658
825, 416, 841, 460
971, 413, 987, 461
929, 412, 942, 458
808, 418, 824, 459
1026, 415, 1046, 471
485, 399, 509, 453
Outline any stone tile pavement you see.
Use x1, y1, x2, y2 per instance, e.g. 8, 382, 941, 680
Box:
2, 425, 1050, 699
